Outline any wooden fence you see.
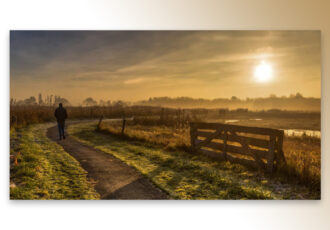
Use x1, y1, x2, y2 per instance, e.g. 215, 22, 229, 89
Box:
190, 122, 286, 173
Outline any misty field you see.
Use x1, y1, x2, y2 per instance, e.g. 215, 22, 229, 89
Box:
10, 105, 320, 199
96, 119, 320, 191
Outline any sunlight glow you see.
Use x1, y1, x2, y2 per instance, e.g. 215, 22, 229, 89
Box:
254, 61, 273, 83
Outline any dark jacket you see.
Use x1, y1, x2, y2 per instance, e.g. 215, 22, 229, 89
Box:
54, 107, 68, 123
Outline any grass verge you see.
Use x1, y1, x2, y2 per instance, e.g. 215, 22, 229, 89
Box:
98, 121, 320, 192
10, 124, 99, 200
68, 122, 318, 199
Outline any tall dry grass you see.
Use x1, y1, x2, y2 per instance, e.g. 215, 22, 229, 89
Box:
98, 121, 320, 191
10, 105, 193, 129
11, 105, 320, 190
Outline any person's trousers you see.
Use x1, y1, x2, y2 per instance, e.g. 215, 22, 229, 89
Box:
57, 122, 65, 139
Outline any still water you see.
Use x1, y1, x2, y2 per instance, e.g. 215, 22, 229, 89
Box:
284, 129, 320, 138
224, 119, 320, 138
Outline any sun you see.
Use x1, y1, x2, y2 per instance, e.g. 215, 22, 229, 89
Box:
254, 61, 272, 83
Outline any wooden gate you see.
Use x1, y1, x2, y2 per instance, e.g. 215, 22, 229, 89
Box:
190, 122, 286, 173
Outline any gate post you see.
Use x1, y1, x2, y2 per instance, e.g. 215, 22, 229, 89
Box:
223, 130, 228, 160
267, 135, 276, 173
190, 123, 197, 152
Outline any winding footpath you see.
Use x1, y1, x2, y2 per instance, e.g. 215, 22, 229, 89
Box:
46, 124, 168, 200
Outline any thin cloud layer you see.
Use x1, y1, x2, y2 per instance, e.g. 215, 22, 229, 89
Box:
10, 31, 320, 104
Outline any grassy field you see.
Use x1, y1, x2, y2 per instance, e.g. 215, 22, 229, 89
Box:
10, 105, 320, 131
9, 104, 320, 199
10, 124, 99, 200
97, 120, 320, 190
68, 121, 318, 199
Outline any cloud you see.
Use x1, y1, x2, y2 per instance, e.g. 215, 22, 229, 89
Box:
10, 31, 320, 104
123, 77, 160, 85
123, 77, 147, 84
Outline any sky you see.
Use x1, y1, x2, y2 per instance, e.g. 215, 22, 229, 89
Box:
10, 31, 321, 105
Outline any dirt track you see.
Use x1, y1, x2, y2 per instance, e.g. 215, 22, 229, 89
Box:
46, 124, 168, 200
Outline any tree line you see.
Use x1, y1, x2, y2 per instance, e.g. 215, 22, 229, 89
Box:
10, 93, 320, 111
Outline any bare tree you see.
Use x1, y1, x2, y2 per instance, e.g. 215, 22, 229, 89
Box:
83, 97, 97, 106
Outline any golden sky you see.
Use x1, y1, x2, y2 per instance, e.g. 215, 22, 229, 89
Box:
10, 31, 320, 105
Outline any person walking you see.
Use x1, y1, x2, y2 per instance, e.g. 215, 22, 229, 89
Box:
54, 103, 68, 140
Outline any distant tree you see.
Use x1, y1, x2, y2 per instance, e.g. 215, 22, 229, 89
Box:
10, 98, 15, 105
83, 97, 97, 106
132, 94, 319, 111
235, 108, 248, 113
218, 108, 228, 115
38, 93, 43, 105
99, 99, 112, 106
45, 95, 49, 105
113, 100, 126, 108
50, 95, 53, 105
23, 96, 37, 105
99, 99, 106, 106
54, 96, 71, 106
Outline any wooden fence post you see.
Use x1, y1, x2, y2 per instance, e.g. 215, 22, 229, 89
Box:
277, 131, 286, 165
223, 130, 228, 160
97, 115, 103, 130
121, 117, 126, 134
267, 135, 276, 173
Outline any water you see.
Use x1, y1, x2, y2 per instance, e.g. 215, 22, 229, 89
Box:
284, 129, 320, 138
225, 119, 262, 123
223, 118, 320, 138
225, 119, 239, 123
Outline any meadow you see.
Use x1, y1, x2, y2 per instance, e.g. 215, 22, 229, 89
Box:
68, 122, 317, 199
97, 118, 320, 192
10, 105, 320, 130
10, 105, 321, 199
10, 123, 99, 199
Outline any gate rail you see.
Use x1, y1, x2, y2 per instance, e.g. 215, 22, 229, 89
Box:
190, 122, 286, 173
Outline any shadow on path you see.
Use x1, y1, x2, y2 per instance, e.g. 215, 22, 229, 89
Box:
46, 124, 168, 200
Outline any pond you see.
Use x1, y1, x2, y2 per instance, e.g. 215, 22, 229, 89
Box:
284, 129, 320, 138
224, 118, 320, 138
